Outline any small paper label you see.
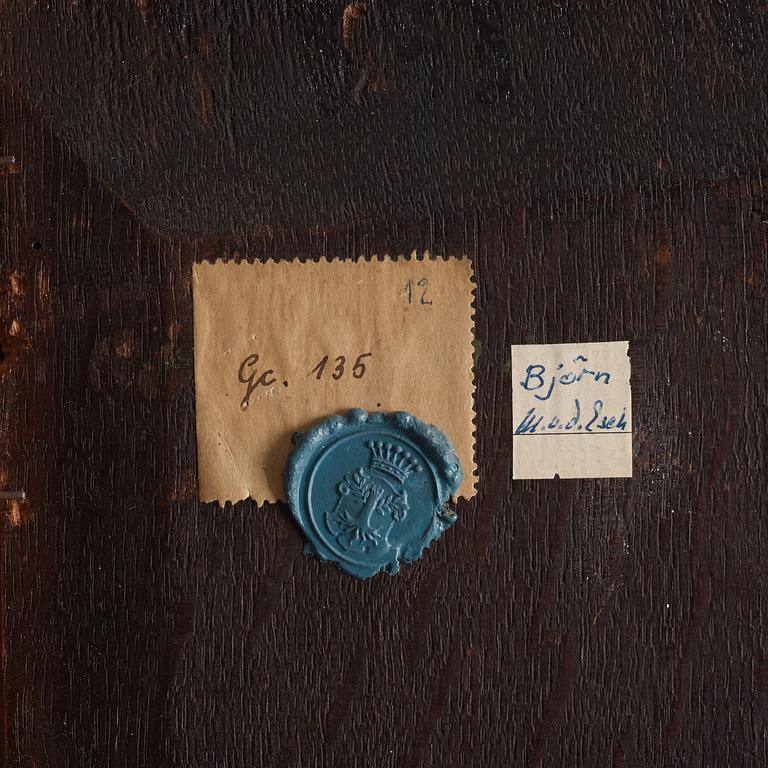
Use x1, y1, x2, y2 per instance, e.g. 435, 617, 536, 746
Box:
511, 341, 632, 479
193, 257, 477, 504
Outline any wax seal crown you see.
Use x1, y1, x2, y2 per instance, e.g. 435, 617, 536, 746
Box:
286, 410, 463, 579
368, 441, 421, 483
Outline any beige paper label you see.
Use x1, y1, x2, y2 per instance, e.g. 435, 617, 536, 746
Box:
193, 257, 477, 504
511, 341, 632, 479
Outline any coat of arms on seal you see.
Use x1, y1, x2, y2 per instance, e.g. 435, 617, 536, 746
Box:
327, 442, 420, 554
286, 410, 463, 579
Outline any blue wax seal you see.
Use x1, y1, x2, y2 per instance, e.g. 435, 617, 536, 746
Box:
286, 409, 462, 579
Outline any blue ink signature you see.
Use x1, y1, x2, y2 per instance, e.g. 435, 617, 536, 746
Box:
519, 355, 611, 401
514, 398, 628, 435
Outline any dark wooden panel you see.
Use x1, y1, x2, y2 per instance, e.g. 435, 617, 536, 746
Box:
3, 1, 768, 235
2, 4, 768, 768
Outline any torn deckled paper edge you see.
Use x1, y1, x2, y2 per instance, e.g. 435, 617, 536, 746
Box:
193, 255, 477, 504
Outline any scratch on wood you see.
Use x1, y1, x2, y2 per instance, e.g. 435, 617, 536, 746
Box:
342, 2, 367, 48
654, 224, 673, 331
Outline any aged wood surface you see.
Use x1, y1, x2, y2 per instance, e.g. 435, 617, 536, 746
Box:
1, 3, 768, 767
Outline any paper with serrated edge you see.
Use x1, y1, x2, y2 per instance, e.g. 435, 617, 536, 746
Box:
193, 257, 477, 504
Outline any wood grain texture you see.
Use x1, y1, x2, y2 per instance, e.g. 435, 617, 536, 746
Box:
1, 3, 768, 767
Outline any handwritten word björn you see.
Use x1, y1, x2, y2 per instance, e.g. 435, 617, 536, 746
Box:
519, 355, 611, 401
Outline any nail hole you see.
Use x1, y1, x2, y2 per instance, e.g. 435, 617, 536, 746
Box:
31, 241, 42, 251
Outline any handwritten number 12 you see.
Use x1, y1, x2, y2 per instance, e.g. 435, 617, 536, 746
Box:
405, 278, 433, 305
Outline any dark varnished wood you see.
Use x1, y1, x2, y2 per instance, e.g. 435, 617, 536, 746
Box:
1, 3, 768, 767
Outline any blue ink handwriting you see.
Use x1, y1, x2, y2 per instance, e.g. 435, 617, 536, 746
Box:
514, 398, 628, 435
519, 355, 611, 401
